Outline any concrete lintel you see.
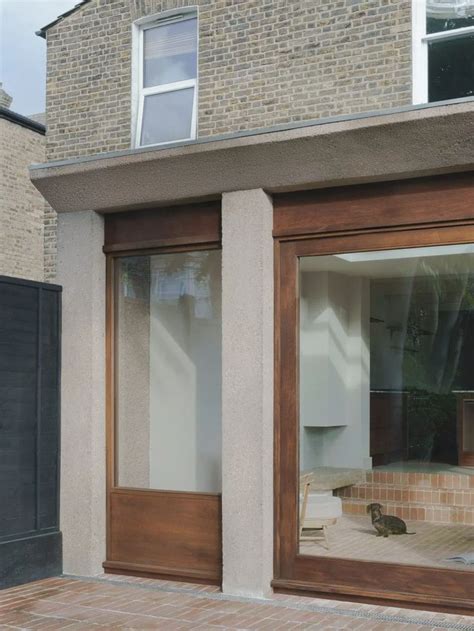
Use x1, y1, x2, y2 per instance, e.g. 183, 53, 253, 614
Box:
222, 189, 274, 598
30, 101, 474, 214
57, 210, 106, 576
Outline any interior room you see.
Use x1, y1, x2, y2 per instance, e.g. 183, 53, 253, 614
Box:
298, 244, 474, 571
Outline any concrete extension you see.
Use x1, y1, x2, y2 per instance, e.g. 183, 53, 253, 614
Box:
30, 101, 474, 214
31, 101, 474, 595
221, 189, 274, 597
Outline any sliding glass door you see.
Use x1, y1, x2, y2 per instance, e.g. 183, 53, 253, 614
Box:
298, 244, 474, 568
275, 225, 474, 612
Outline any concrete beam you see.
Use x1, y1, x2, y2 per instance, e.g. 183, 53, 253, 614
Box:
30, 101, 474, 214
221, 189, 274, 597
57, 210, 106, 576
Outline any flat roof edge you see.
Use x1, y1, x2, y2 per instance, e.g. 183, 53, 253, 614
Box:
30, 97, 474, 172
0, 107, 46, 135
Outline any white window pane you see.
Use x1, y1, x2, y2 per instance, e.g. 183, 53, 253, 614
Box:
116, 251, 222, 493
427, 0, 474, 34
140, 88, 194, 146
144, 18, 197, 87
429, 34, 474, 101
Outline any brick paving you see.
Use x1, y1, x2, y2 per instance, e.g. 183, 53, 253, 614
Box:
0, 575, 473, 630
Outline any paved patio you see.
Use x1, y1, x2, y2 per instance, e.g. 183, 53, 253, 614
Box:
0, 574, 473, 630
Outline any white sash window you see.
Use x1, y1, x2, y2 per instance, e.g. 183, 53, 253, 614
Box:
412, 0, 474, 103
133, 10, 198, 147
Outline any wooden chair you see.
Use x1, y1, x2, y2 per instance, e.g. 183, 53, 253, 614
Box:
299, 473, 334, 550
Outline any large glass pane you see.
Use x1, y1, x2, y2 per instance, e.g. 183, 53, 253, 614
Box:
427, 0, 474, 34
144, 18, 197, 88
428, 34, 474, 101
298, 244, 474, 572
140, 88, 194, 146
115, 250, 222, 493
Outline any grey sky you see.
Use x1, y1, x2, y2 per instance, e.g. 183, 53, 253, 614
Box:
0, 0, 77, 116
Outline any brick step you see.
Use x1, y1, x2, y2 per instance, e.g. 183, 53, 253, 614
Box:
366, 471, 474, 490
336, 483, 474, 507
340, 498, 474, 525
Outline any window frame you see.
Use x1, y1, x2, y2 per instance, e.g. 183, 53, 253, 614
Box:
412, 0, 474, 104
273, 174, 474, 612
132, 8, 199, 149
104, 202, 223, 584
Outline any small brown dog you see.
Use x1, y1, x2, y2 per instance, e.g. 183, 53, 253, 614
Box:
367, 503, 416, 537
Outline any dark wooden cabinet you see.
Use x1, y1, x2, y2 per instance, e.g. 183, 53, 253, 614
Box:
370, 391, 408, 466
456, 392, 474, 467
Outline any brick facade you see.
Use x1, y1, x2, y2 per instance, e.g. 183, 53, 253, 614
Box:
45, 0, 412, 162
0, 117, 50, 281
43, 201, 57, 281
42, 0, 413, 279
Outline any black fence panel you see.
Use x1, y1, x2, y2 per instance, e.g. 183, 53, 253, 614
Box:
0, 276, 62, 588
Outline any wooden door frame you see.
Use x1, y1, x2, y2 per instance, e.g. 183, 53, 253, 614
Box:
103, 204, 223, 584
273, 208, 474, 613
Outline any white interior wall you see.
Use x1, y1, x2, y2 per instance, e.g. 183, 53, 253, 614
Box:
148, 253, 222, 493
300, 270, 371, 471
300, 272, 348, 428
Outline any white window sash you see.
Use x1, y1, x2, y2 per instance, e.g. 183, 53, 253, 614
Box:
412, 0, 474, 104
132, 9, 198, 148
141, 12, 196, 32
142, 79, 196, 97
136, 80, 197, 148
413, 0, 429, 104
423, 24, 474, 41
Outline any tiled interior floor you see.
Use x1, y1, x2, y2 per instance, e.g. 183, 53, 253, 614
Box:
0, 574, 473, 630
300, 514, 474, 571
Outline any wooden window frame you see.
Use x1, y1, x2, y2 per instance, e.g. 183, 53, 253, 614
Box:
273, 175, 474, 614
103, 205, 222, 583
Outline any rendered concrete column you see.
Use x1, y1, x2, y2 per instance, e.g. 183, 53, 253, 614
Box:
57, 210, 106, 576
221, 189, 274, 597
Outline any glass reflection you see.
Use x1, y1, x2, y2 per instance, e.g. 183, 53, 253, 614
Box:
428, 35, 474, 101
115, 250, 222, 493
140, 88, 194, 145
144, 18, 197, 87
299, 245, 474, 571
427, 0, 474, 34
